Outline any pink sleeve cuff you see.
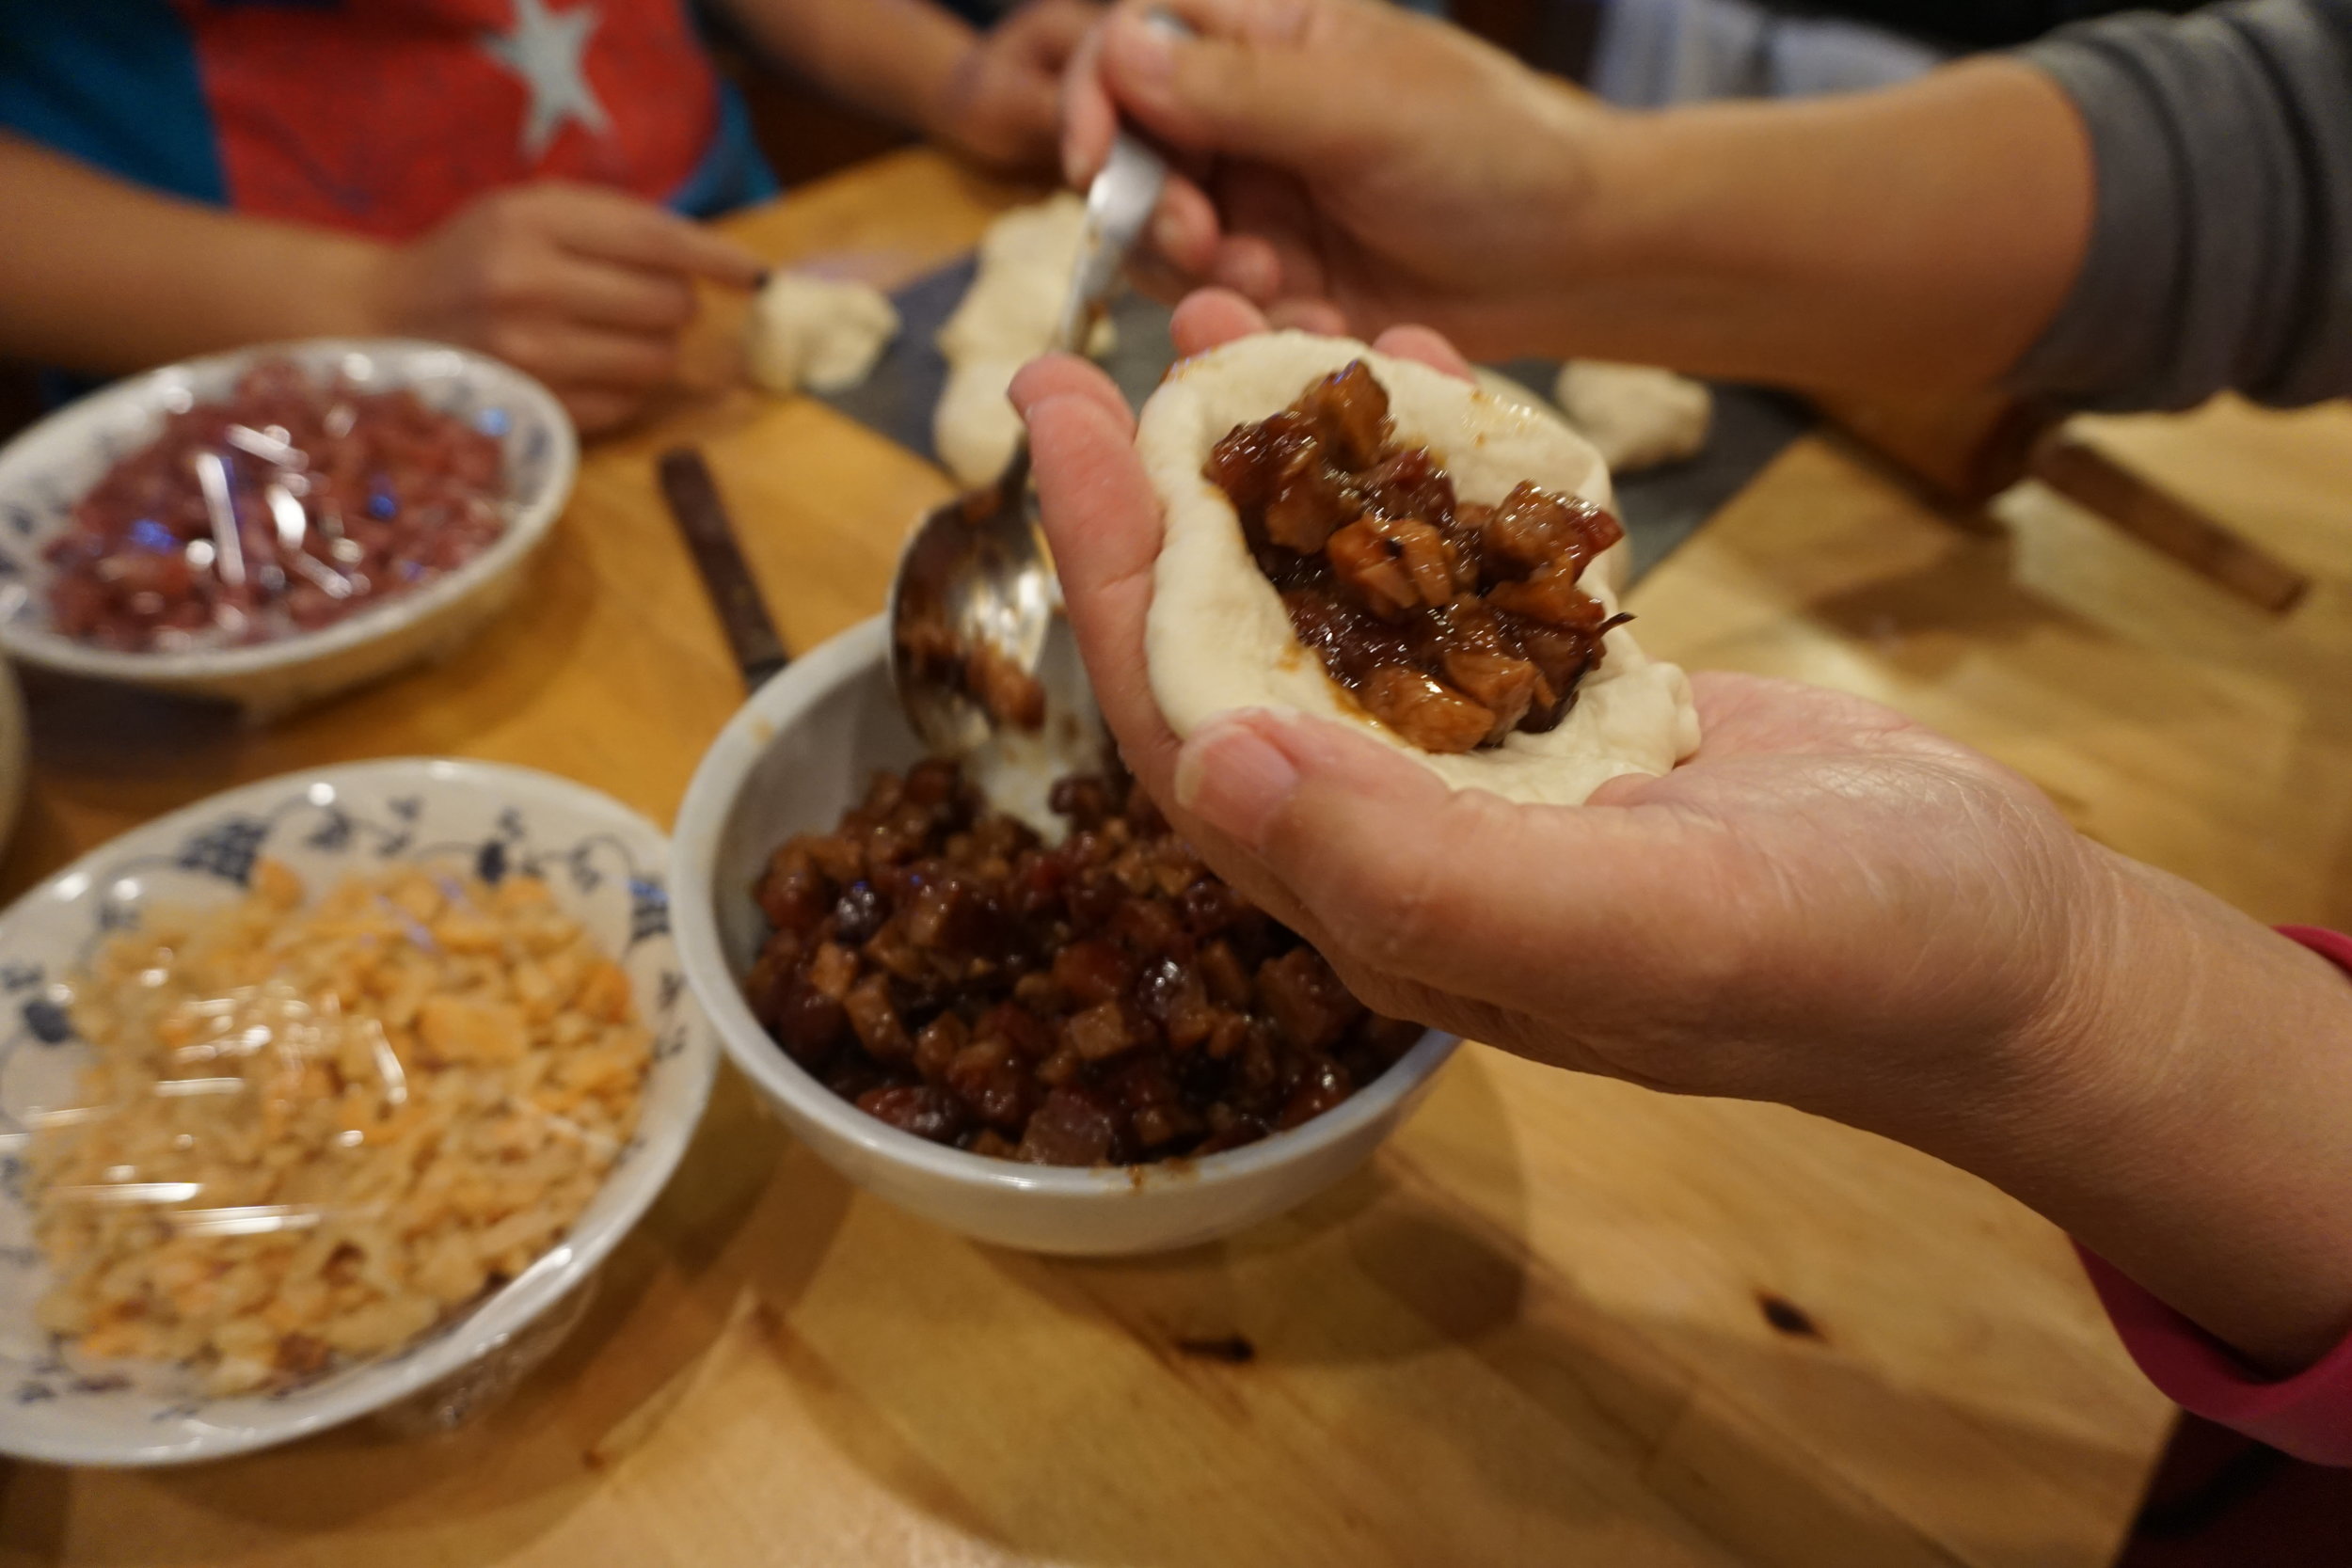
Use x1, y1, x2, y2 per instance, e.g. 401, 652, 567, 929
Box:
2075, 924, 2352, 1466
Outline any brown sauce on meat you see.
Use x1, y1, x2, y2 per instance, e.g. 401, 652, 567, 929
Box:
1204, 361, 1629, 752
746, 761, 1422, 1166
893, 609, 1048, 732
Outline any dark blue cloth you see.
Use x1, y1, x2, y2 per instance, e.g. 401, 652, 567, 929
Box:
0, 2, 229, 205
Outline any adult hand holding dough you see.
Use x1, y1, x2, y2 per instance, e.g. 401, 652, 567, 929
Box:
1014, 292, 2352, 1383
1013, 292, 2107, 1125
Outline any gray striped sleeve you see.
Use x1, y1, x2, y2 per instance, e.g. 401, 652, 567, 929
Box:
2010, 0, 2352, 411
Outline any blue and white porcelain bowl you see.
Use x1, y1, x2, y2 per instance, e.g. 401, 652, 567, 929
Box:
0, 340, 575, 719
0, 758, 716, 1466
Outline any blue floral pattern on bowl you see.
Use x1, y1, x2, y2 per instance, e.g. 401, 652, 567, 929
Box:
0, 759, 715, 1466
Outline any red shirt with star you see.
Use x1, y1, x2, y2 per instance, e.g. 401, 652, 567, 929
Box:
176, 0, 726, 239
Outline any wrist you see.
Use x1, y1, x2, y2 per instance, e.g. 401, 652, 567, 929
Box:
1518, 90, 1738, 364
910, 24, 988, 150
286, 228, 399, 341
1532, 59, 2090, 389
1555, 94, 1647, 287
1957, 853, 2352, 1372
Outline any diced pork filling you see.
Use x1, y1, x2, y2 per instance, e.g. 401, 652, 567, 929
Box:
1205, 360, 1629, 752
746, 760, 1422, 1166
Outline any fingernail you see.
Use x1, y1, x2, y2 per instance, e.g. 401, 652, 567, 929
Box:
1006, 373, 1064, 420
1174, 712, 1300, 849
1144, 8, 1195, 42
1108, 12, 1178, 83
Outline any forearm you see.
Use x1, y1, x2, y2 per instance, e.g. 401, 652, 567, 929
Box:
1556, 59, 2092, 395
2010, 0, 2352, 410
719, 0, 977, 141
1928, 860, 2352, 1375
0, 136, 386, 375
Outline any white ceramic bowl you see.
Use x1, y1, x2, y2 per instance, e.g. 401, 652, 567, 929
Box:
0, 340, 576, 719
672, 617, 1459, 1256
0, 656, 24, 853
0, 758, 717, 1466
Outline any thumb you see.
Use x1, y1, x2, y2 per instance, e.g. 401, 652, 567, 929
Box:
1099, 3, 1351, 168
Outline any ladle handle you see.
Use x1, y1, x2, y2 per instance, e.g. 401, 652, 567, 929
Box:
1052, 11, 1195, 357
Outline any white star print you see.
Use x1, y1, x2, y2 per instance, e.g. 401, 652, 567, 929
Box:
480, 0, 612, 163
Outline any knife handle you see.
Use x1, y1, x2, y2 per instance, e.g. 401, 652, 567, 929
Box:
657, 447, 790, 691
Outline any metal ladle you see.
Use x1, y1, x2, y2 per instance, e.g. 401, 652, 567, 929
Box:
885, 55, 1178, 765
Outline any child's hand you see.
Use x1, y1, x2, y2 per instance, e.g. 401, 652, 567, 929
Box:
934, 0, 1103, 172
368, 182, 764, 434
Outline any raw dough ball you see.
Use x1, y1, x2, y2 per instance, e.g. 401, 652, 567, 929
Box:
1139, 331, 1700, 807
932, 194, 1117, 485
746, 273, 899, 395
936, 193, 1117, 364
934, 356, 1028, 495
1552, 360, 1712, 474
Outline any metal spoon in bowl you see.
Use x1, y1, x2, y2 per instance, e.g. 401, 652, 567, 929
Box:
886, 49, 1180, 765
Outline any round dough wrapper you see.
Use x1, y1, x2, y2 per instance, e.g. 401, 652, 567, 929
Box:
1139, 332, 1701, 806
746, 273, 899, 395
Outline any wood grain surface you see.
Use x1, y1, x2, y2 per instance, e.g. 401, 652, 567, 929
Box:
7, 148, 2350, 1568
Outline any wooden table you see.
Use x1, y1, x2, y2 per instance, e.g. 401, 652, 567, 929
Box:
7, 148, 2352, 1568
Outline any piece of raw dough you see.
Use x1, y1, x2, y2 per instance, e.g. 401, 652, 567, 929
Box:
1138, 331, 1700, 807
934, 356, 1028, 498
932, 194, 1116, 484
1551, 360, 1711, 474
744, 273, 898, 396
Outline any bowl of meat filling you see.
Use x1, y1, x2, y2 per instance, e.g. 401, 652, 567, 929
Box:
670, 617, 1459, 1256
0, 341, 574, 718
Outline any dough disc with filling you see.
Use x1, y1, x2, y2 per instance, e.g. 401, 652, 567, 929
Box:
1138, 332, 1701, 806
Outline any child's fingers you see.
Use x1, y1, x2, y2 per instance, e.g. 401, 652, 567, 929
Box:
541, 185, 764, 288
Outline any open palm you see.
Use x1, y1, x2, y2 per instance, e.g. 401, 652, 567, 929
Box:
1012, 291, 2115, 1139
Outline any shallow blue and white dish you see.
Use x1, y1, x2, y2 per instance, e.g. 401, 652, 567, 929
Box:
0, 340, 575, 719
0, 758, 716, 1466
